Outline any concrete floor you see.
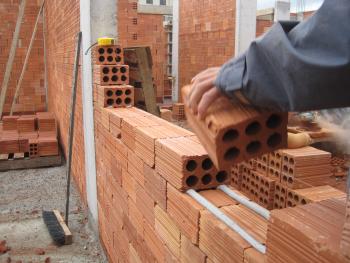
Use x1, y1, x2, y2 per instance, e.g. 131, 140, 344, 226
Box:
0, 165, 107, 263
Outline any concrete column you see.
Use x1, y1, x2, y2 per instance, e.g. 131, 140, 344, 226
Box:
79, 0, 117, 229
235, 0, 257, 56
172, 0, 179, 102
274, 0, 290, 22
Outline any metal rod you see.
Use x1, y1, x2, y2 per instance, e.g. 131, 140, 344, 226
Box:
65, 32, 82, 226
218, 185, 270, 220
187, 189, 267, 254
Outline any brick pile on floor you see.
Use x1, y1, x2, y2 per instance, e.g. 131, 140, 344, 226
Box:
92, 44, 349, 262
0, 112, 58, 158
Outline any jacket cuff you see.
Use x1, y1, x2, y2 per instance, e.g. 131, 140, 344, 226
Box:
214, 53, 246, 99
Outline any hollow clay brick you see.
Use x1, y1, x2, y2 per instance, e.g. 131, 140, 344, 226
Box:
155, 136, 230, 191
180, 235, 206, 263
144, 164, 167, 210
199, 205, 267, 263
231, 164, 243, 190
2, 116, 19, 130
182, 85, 288, 170
273, 182, 287, 209
93, 45, 124, 65
94, 65, 130, 85
97, 85, 134, 108
17, 115, 36, 133
244, 248, 266, 263
154, 205, 181, 259
266, 198, 347, 263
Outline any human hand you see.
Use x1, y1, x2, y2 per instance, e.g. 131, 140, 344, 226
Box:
186, 67, 221, 120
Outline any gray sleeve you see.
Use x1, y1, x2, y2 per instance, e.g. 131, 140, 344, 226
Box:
215, 0, 350, 112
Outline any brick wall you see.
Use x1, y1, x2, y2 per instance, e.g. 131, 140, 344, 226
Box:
178, 0, 236, 96
118, 0, 170, 101
256, 19, 273, 37
0, 0, 45, 115
44, 0, 87, 201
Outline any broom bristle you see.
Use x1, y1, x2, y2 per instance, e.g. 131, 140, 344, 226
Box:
42, 210, 66, 246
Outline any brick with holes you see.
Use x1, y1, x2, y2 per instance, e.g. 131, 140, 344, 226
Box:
94, 65, 129, 85
97, 85, 134, 108
93, 45, 124, 65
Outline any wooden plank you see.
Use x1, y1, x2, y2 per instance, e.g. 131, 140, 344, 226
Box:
124, 46, 160, 116
0, 0, 27, 117
53, 210, 73, 245
0, 153, 62, 172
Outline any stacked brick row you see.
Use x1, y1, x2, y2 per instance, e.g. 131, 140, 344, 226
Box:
93, 45, 135, 108
230, 146, 344, 210
0, 0, 46, 114
266, 197, 348, 262
0, 112, 58, 158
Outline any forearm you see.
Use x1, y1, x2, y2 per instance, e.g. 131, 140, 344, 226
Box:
215, 0, 350, 112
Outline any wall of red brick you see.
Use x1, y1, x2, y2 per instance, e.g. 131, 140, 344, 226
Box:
0, 0, 45, 115
256, 19, 273, 37
178, 0, 236, 96
118, 0, 170, 101
44, 0, 87, 201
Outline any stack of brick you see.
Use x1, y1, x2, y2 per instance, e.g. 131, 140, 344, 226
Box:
279, 147, 332, 189
266, 197, 348, 262
93, 44, 135, 108
0, 112, 58, 158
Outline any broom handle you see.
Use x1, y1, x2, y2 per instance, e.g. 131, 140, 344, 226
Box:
65, 32, 82, 226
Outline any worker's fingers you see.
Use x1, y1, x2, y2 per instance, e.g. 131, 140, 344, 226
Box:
191, 67, 220, 84
187, 70, 218, 104
197, 87, 221, 120
188, 77, 215, 114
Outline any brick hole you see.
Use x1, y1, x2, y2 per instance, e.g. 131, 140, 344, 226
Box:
107, 99, 114, 106
288, 192, 293, 199
262, 156, 268, 162
274, 203, 279, 209
116, 56, 122, 63
186, 175, 198, 187
245, 121, 262, 136
202, 158, 213, 170
280, 197, 285, 202
259, 197, 264, 203
288, 168, 293, 174
216, 171, 228, 183
269, 168, 274, 174
250, 189, 254, 195
262, 166, 267, 172
294, 195, 299, 202
99, 56, 105, 62
224, 147, 240, 161
275, 194, 279, 199
259, 187, 264, 193
103, 76, 109, 82
98, 48, 105, 54
287, 177, 293, 184
201, 174, 212, 185
265, 190, 268, 196
121, 75, 127, 82
301, 199, 307, 205
242, 175, 246, 180
116, 98, 122, 105
283, 165, 288, 173
111, 75, 118, 82
276, 163, 280, 168
287, 201, 293, 207
267, 133, 282, 148
276, 153, 281, 159
264, 199, 268, 204
282, 175, 288, 182
186, 160, 197, 172
242, 183, 246, 188
116, 90, 123, 96
266, 114, 282, 129
271, 160, 275, 166
276, 185, 280, 191
274, 171, 279, 177
247, 177, 250, 183
264, 181, 269, 187
107, 56, 113, 62
222, 129, 239, 142
289, 158, 295, 165
116, 47, 122, 54
125, 89, 132, 96
125, 98, 132, 105
106, 90, 113, 97
120, 67, 127, 73
281, 188, 286, 194
107, 48, 113, 54
254, 192, 258, 198
258, 163, 262, 169
112, 67, 118, 73
103, 67, 109, 74
246, 141, 261, 155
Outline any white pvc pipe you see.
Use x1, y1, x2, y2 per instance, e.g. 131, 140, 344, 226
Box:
187, 189, 266, 254
218, 185, 270, 220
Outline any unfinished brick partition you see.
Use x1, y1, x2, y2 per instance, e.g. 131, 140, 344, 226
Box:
44, 0, 87, 200
118, 0, 170, 101
0, 0, 45, 114
178, 0, 236, 94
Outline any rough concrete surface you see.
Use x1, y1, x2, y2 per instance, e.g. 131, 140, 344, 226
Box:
0, 165, 107, 263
